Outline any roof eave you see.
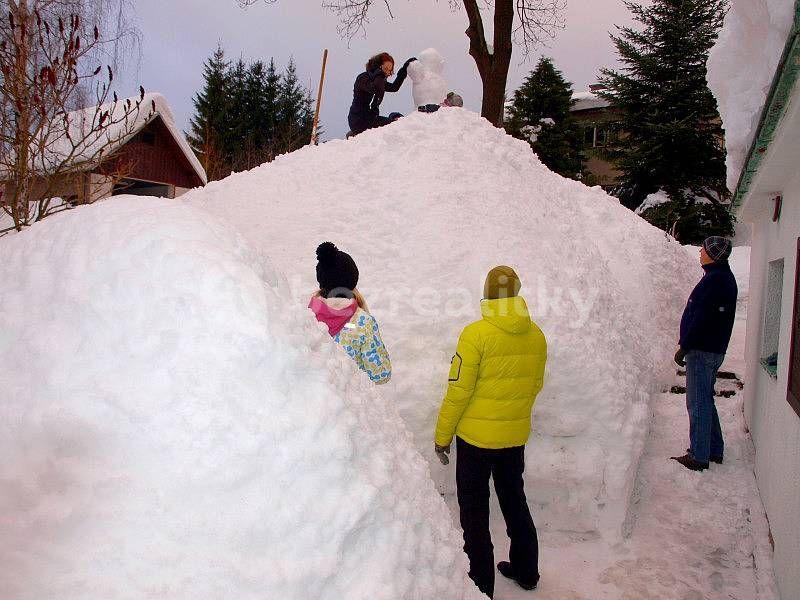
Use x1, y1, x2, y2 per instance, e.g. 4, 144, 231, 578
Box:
733, 1, 800, 216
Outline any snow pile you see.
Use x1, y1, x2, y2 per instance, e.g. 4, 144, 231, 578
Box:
0, 199, 482, 600
407, 48, 448, 108
707, 0, 796, 191
187, 109, 698, 538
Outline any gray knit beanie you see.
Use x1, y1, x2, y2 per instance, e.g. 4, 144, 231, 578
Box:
702, 236, 733, 262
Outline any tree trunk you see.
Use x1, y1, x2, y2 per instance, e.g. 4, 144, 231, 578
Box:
463, 0, 514, 126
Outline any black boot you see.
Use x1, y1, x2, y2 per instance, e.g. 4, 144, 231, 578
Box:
671, 453, 709, 471
497, 561, 538, 590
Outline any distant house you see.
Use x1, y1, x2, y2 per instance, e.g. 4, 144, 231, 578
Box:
3, 93, 206, 207
733, 7, 800, 600
570, 84, 623, 188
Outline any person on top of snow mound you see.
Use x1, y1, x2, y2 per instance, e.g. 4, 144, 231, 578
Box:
347, 52, 416, 137
671, 237, 737, 472
309, 242, 392, 384
434, 266, 547, 598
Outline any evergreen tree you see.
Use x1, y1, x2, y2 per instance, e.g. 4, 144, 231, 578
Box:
187, 45, 230, 180
188, 48, 316, 179
225, 57, 250, 169
263, 59, 282, 141
600, 0, 733, 243
244, 60, 271, 151
505, 57, 583, 179
277, 59, 314, 149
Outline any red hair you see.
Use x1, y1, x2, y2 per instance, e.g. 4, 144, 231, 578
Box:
366, 52, 394, 71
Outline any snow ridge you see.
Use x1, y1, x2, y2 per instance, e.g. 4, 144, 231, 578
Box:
188, 108, 699, 539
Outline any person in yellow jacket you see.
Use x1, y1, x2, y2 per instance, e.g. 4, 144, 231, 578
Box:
434, 266, 546, 598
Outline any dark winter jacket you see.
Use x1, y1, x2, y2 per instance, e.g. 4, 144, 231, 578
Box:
348, 65, 409, 133
679, 261, 738, 355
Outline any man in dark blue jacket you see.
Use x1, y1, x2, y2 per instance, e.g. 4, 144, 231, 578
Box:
672, 237, 738, 471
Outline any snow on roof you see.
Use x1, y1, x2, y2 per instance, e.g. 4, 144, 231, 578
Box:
571, 90, 611, 112
707, 0, 797, 192
31, 92, 207, 185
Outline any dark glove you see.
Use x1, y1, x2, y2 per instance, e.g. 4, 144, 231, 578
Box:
435, 443, 451, 466
403, 57, 417, 69
674, 348, 687, 367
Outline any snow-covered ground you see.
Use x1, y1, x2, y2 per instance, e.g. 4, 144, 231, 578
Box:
488, 246, 779, 599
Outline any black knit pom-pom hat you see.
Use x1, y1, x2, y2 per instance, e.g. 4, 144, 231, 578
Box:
316, 242, 359, 295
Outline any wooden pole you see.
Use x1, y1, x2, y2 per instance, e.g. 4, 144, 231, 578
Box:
311, 49, 328, 145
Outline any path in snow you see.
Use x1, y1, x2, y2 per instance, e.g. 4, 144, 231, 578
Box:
444, 248, 779, 599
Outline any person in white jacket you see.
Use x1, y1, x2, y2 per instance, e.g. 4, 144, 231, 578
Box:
308, 242, 391, 384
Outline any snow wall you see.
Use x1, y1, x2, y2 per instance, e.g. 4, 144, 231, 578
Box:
0, 200, 484, 600
186, 109, 698, 538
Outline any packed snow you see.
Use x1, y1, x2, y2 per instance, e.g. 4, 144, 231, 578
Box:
187, 108, 698, 539
492, 247, 778, 599
707, 0, 796, 191
408, 48, 449, 108
0, 199, 483, 599
0, 105, 778, 599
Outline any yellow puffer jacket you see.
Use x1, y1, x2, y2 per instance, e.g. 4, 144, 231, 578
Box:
435, 295, 547, 449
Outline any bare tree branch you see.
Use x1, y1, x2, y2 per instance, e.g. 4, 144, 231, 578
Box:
0, 0, 149, 231
514, 0, 566, 55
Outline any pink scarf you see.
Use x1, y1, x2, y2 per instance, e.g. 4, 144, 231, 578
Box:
309, 295, 358, 336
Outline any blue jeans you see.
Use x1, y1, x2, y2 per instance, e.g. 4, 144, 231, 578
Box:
685, 350, 725, 463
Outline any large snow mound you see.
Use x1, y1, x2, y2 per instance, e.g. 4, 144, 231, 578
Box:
0, 198, 483, 600
187, 109, 698, 538
708, 0, 796, 191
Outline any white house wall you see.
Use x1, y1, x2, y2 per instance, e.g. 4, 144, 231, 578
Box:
743, 169, 800, 600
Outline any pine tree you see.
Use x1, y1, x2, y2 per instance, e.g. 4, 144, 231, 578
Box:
189, 48, 316, 179
277, 59, 314, 150
225, 57, 250, 170
264, 59, 282, 140
505, 57, 583, 179
600, 0, 733, 243
187, 45, 231, 180
244, 61, 269, 151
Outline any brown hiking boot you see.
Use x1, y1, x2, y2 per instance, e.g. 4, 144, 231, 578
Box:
671, 453, 709, 471
686, 449, 723, 464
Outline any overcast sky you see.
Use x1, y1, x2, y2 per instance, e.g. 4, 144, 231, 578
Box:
119, 0, 645, 140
